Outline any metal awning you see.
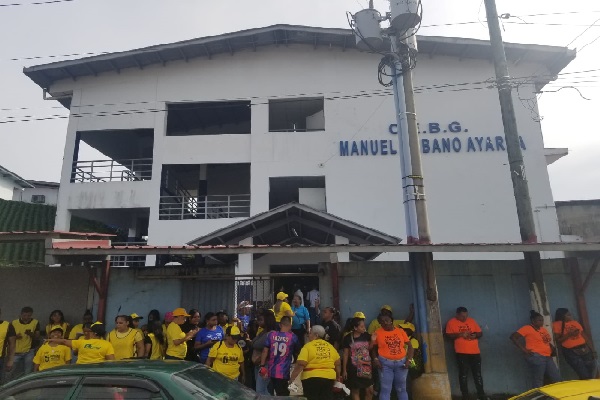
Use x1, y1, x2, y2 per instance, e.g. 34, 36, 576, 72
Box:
23, 25, 575, 93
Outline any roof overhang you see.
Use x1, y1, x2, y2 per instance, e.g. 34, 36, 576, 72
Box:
0, 165, 34, 188
23, 25, 575, 94
544, 147, 569, 165
186, 202, 401, 262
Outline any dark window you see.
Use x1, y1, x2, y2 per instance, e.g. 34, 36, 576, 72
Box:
78, 376, 163, 400
269, 97, 324, 132
30, 195, 46, 204
167, 101, 251, 136
0, 376, 78, 399
173, 365, 256, 400
269, 176, 326, 209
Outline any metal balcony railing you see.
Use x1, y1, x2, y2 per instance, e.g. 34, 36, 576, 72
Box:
71, 158, 153, 183
159, 194, 251, 220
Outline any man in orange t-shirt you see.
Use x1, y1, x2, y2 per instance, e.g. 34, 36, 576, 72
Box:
445, 307, 486, 400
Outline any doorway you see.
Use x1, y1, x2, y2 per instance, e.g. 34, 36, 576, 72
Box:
270, 265, 319, 304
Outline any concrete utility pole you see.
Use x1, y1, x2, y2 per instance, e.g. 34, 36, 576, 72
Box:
483, 0, 553, 325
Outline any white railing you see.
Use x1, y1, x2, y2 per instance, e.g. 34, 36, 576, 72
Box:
110, 255, 146, 267
71, 158, 153, 183
159, 194, 251, 220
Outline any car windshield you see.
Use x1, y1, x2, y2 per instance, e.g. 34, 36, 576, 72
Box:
172, 365, 258, 400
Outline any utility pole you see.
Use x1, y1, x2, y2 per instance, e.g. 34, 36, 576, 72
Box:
351, 3, 451, 397
483, 0, 553, 327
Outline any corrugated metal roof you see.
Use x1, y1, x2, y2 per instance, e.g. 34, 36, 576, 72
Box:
23, 25, 575, 91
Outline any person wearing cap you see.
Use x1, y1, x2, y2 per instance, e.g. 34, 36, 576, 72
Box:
166, 308, 199, 360
0, 307, 17, 384
207, 325, 245, 382
289, 325, 341, 400
129, 313, 143, 330
367, 304, 414, 335
108, 315, 145, 359
291, 294, 310, 350
342, 317, 374, 400
33, 326, 71, 371
273, 292, 294, 323
236, 302, 253, 332
48, 322, 115, 364
260, 316, 299, 396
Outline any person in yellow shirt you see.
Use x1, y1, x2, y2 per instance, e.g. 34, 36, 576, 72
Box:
108, 315, 145, 360
273, 292, 294, 323
289, 325, 341, 400
44, 310, 70, 338
207, 325, 245, 382
12, 306, 41, 376
0, 308, 17, 384
33, 326, 71, 371
166, 308, 199, 360
68, 310, 94, 340
145, 321, 166, 360
49, 322, 115, 364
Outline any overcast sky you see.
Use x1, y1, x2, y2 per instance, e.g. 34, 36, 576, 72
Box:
0, 0, 598, 200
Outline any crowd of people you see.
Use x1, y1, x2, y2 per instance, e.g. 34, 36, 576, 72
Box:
0, 296, 597, 399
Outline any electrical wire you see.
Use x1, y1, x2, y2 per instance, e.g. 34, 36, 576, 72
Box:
0, 0, 75, 7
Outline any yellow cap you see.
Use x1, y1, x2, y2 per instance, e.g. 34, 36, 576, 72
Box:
353, 312, 366, 319
130, 313, 143, 320
91, 321, 103, 327
276, 292, 288, 301
381, 305, 393, 312
399, 322, 416, 331
228, 325, 241, 336
49, 325, 64, 333
172, 308, 190, 317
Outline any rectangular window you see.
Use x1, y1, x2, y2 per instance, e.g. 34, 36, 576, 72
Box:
30, 195, 46, 204
269, 97, 325, 132
166, 101, 251, 136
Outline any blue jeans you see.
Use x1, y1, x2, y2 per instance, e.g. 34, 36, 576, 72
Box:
12, 350, 35, 378
525, 353, 561, 389
378, 356, 409, 400
254, 365, 271, 395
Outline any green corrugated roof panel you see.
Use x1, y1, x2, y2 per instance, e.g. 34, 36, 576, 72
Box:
0, 199, 118, 266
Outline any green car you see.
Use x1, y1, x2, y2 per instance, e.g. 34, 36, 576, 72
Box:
0, 360, 303, 399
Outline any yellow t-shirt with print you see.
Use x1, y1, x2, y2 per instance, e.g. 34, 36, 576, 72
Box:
166, 323, 187, 359
273, 302, 293, 322
33, 343, 71, 371
68, 324, 85, 340
0, 321, 11, 356
208, 342, 244, 379
45, 322, 70, 337
12, 319, 39, 354
297, 338, 340, 380
148, 333, 165, 360
108, 329, 143, 360
71, 339, 114, 364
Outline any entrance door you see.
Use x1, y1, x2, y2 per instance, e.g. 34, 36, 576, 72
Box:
270, 265, 319, 304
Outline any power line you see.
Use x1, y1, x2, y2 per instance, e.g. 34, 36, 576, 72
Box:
0, 0, 75, 7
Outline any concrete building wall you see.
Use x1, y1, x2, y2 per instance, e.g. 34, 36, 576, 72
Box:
0, 266, 91, 328
48, 44, 562, 260
13, 187, 59, 205
556, 199, 600, 241
0, 176, 15, 201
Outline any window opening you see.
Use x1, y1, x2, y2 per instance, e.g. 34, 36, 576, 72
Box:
166, 101, 251, 136
269, 97, 325, 132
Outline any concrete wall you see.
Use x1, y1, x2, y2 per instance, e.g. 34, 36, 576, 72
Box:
556, 200, 600, 241
49, 44, 562, 260
0, 176, 15, 201
13, 187, 59, 205
0, 266, 91, 328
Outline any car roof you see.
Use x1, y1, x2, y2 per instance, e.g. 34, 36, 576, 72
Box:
27, 360, 199, 377
538, 379, 600, 397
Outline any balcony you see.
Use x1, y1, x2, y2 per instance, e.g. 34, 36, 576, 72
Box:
159, 194, 250, 220
71, 158, 153, 183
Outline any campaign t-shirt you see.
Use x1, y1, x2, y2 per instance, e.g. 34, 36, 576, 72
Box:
372, 327, 409, 360
445, 317, 482, 354
108, 329, 143, 360
166, 323, 187, 359
297, 338, 340, 380
12, 319, 40, 353
291, 306, 310, 330
552, 320, 586, 349
367, 319, 408, 335
45, 322, 70, 337
273, 302, 293, 323
0, 321, 16, 358
71, 338, 114, 364
264, 331, 299, 379
517, 325, 552, 357
196, 326, 224, 361
68, 324, 85, 340
33, 343, 71, 371
208, 342, 244, 379
148, 333, 165, 360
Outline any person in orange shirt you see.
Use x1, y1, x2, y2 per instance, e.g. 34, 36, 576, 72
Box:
371, 314, 413, 400
445, 307, 486, 400
553, 308, 597, 379
510, 310, 561, 389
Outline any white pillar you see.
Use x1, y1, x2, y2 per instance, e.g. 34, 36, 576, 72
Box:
330, 236, 350, 263
237, 237, 253, 276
